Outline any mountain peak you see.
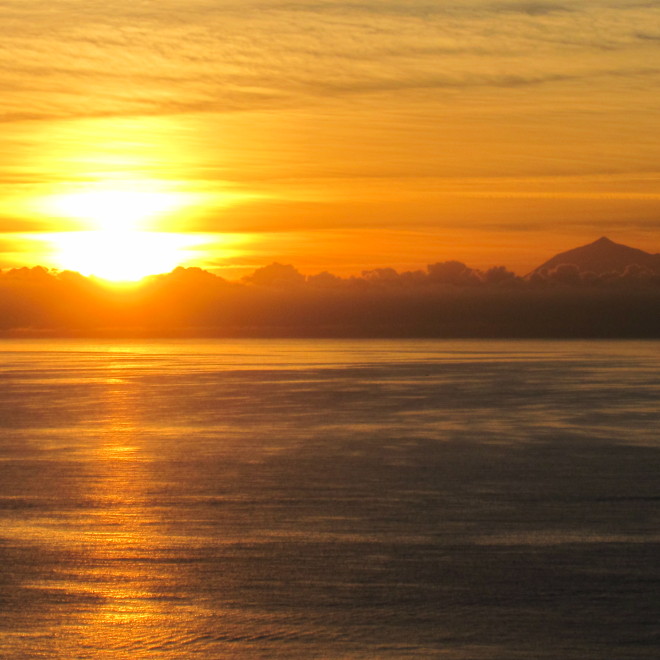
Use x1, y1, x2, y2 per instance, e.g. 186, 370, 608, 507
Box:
531, 237, 660, 275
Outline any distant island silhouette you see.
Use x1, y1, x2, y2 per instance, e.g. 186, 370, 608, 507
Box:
1, 238, 659, 338
531, 237, 660, 277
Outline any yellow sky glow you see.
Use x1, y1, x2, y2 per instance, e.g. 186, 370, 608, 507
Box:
0, 1, 658, 278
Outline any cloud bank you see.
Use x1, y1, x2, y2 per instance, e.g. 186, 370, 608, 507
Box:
1, 258, 658, 338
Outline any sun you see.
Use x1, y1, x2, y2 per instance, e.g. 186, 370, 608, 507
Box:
47, 188, 188, 231
50, 230, 203, 282
36, 183, 207, 282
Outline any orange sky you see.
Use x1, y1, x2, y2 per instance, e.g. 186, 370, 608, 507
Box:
0, 1, 658, 280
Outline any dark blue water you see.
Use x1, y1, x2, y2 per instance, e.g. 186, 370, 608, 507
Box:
0, 339, 659, 658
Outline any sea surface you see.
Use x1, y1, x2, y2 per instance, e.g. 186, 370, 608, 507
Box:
0, 339, 658, 659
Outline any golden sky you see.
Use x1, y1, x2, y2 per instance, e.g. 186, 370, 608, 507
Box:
0, 0, 658, 279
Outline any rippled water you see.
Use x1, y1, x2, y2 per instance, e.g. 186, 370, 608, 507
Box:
0, 339, 659, 659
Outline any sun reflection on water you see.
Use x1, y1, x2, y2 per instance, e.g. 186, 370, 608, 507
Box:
55, 363, 194, 655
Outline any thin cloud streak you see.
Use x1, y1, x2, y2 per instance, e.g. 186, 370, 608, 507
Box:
0, 1, 658, 121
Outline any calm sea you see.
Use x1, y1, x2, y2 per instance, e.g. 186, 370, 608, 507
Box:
0, 339, 658, 659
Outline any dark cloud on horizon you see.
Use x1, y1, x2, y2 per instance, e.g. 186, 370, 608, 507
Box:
1, 255, 659, 338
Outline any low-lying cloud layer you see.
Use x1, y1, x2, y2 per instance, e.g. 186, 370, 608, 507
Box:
1, 258, 658, 338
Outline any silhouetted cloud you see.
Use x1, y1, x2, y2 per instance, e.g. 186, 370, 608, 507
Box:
243, 262, 306, 287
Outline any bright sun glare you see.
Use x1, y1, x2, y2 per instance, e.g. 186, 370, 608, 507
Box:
51, 230, 203, 282
48, 188, 185, 232
39, 184, 204, 282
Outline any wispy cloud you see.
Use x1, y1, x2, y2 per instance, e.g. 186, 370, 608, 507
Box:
0, 0, 658, 122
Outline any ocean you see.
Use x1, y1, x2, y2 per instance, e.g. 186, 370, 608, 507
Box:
0, 339, 658, 659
